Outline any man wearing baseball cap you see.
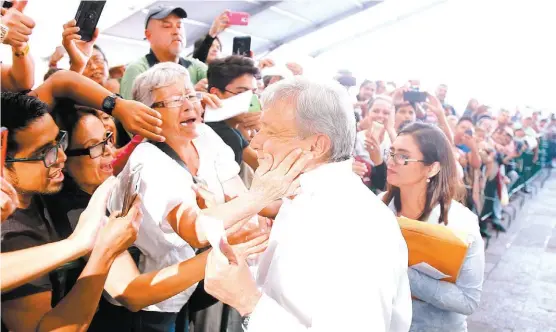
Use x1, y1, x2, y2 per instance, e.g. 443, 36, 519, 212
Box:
120, 5, 208, 100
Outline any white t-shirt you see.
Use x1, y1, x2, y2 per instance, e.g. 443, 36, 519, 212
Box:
107, 124, 240, 312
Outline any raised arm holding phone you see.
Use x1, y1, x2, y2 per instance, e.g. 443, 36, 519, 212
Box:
0, 0, 35, 92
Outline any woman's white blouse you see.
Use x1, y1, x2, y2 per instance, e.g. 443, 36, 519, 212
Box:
107, 124, 240, 313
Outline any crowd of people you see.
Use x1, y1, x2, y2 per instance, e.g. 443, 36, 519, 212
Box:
1, 2, 555, 332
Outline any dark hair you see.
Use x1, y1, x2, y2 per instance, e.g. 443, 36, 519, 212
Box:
382, 122, 464, 225
44, 67, 62, 81
207, 55, 260, 91
1, 92, 49, 157
359, 79, 373, 90
193, 36, 222, 62
93, 44, 108, 64
52, 99, 98, 148
457, 116, 474, 125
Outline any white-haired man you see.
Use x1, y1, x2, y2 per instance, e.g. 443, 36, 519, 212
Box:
204, 77, 412, 331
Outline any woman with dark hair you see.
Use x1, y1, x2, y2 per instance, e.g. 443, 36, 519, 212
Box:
192, 11, 229, 65
381, 122, 485, 332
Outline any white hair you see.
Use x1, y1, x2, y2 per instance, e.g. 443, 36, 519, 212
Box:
132, 62, 191, 106
261, 76, 356, 162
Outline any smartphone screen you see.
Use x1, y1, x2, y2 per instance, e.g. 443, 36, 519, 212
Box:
75, 1, 106, 42
232, 36, 251, 57
403, 91, 427, 103
121, 164, 143, 216
1, 127, 8, 176
248, 94, 262, 113
227, 11, 249, 26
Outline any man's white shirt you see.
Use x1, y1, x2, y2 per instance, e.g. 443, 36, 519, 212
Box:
247, 160, 412, 331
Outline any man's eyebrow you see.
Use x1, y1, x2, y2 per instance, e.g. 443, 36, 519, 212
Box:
31, 142, 54, 155
394, 148, 410, 154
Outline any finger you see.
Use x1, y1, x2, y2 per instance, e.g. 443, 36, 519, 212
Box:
13, 0, 28, 12
138, 107, 163, 126
14, 23, 33, 36
219, 237, 238, 265
19, 13, 35, 29
209, 94, 222, 107
274, 148, 303, 174
283, 151, 312, 181
243, 236, 269, 255
62, 27, 81, 37
203, 96, 217, 109
286, 178, 301, 197
125, 195, 142, 220
1, 178, 19, 206
11, 33, 29, 43
0, 8, 6, 15
255, 152, 273, 175
64, 34, 82, 43
136, 128, 165, 143
91, 28, 100, 42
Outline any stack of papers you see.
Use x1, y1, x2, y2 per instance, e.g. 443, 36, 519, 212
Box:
204, 90, 253, 123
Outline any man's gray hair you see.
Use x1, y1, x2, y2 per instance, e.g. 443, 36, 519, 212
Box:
261, 76, 356, 162
132, 62, 191, 106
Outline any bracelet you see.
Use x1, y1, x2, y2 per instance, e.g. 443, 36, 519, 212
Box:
0, 23, 8, 44
14, 43, 29, 57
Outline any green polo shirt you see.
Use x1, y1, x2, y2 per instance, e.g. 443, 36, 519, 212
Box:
120, 50, 207, 100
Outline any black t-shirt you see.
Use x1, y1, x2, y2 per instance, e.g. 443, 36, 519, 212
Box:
206, 121, 249, 165
1, 197, 60, 302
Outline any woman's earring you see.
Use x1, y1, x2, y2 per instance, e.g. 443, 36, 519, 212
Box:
426, 178, 431, 183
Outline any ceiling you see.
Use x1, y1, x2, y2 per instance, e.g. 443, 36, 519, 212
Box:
102, 0, 384, 57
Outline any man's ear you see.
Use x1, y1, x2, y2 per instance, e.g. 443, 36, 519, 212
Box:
428, 161, 441, 179
144, 30, 151, 41
308, 134, 332, 161
209, 87, 224, 99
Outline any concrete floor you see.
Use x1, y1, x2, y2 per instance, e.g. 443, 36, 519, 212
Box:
467, 171, 556, 332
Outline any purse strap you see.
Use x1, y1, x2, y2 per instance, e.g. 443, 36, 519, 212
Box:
150, 141, 203, 185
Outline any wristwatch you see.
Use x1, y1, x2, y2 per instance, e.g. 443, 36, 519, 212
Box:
101, 94, 121, 116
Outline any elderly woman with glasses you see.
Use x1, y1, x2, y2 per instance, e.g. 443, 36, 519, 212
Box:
380, 122, 485, 332
87, 62, 307, 331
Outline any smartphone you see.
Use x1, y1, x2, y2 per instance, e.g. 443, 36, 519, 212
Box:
403, 91, 427, 103
370, 121, 384, 141
227, 11, 249, 26
1, 127, 8, 176
248, 94, 262, 113
74, 1, 106, 42
120, 163, 143, 217
337, 76, 356, 87
232, 36, 251, 57
1, 1, 13, 9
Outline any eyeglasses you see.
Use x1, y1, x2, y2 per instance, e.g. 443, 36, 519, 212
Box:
5, 131, 68, 168
151, 93, 202, 109
66, 132, 114, 159
386, 151, 425, 166
225, 89, 256, 96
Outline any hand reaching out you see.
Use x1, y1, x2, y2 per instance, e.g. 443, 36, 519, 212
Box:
62, 19, 99, 74
209, 11, 231, 37
0, 177, 19, 222
69, 177, 117, 253
0, 1, 34, 49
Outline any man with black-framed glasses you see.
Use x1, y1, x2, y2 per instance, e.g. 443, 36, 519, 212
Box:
206, 55, 262, 172
0, 92, 142, 331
